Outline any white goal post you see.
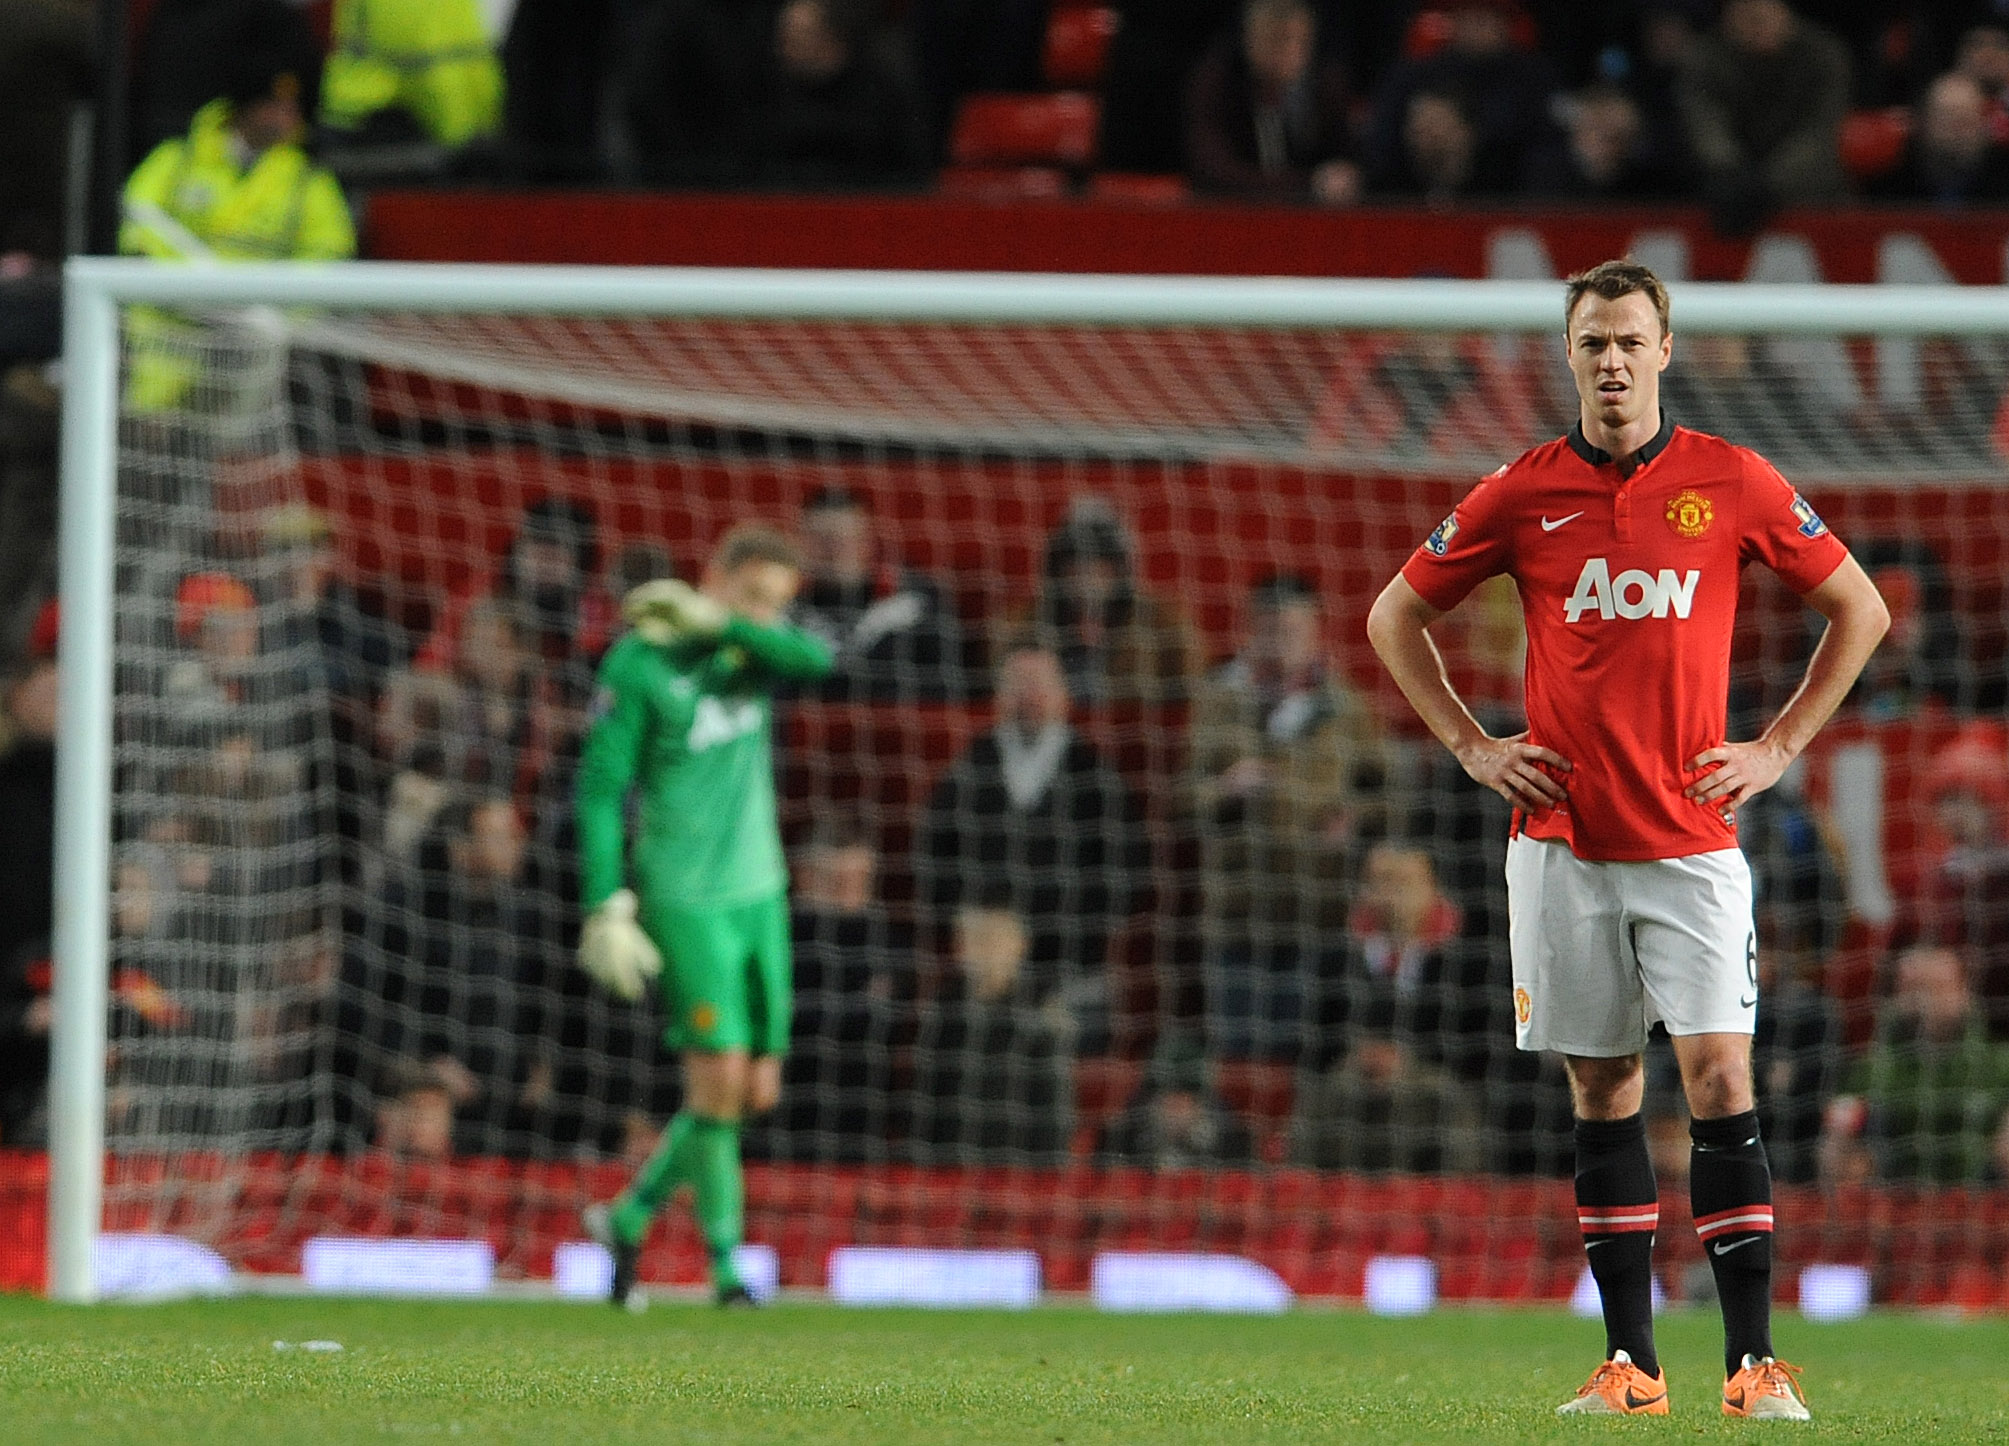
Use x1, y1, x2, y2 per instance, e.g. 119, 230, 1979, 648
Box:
50, 256, 2009, 1303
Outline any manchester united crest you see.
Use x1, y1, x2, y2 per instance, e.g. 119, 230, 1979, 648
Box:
1513, 986, 1532, 1025
1665, 488, 1713, 539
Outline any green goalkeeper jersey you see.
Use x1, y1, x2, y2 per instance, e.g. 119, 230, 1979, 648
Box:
577, 615, 833, 913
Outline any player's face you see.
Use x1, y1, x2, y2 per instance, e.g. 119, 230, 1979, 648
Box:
712, 559, 801, 625
1566, 290, 1670, 436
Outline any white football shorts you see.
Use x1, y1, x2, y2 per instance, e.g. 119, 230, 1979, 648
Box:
1504, 834, 1757, 1056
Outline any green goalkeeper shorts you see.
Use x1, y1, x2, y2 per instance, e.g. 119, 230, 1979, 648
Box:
639, 891, 792, 1056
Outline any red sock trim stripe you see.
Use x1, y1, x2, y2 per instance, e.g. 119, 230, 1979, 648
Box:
1694, 1205, 1774, 1240
1577, 1207, 1660, 1233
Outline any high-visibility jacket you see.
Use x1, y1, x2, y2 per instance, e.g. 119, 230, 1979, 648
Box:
321, 0, 503, 147
118, 100, 356, 411
120, 100, 356, 263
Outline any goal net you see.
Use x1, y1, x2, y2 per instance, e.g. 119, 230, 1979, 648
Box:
34, 263, 2009, 1310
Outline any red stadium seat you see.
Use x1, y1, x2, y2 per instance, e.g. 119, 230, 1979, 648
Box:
1841, 107, 1912, 182
1043, 6, 1119, 89
950, 92, 1102, 169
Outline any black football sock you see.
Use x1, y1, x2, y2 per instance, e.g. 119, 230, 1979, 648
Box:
1574, 1112, 1660, 1377
1691, 1108, 1774, 1377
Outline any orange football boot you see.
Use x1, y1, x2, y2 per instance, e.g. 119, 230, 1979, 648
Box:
1722, 1355, 1810, 1420
1555, 1350, 1671, 1416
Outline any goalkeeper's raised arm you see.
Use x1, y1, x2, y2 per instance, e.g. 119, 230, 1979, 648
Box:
573, 524, 831, 1309
575, 529, 834, 918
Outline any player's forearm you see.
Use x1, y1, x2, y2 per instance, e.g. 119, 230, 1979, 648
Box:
722, 615, 834, 680
575, 802, 627, 912
1367, 586, 1490, 760
1759, 601, 1889, 763
575, 715, 643, 910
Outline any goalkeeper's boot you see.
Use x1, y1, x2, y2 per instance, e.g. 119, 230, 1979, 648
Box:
715, 1282, 759, 1309
1722, 1355, 1809, 1420
583, 1202, 644, 1312
1555, 1351, 1669, 1416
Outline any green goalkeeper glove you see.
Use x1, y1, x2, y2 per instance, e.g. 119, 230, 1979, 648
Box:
624, 578, 728, 647
578, 889, 663, 1002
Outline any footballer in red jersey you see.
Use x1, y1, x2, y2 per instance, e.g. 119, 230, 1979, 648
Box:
1368, 260, 1889, 1420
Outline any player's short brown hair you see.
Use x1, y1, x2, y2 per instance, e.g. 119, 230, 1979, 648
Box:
709, 524, 803, 576
1564, 259, 1671, 338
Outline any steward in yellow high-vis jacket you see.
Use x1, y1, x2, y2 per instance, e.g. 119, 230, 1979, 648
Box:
320, 0, 503, 148
118, 71, 355, 413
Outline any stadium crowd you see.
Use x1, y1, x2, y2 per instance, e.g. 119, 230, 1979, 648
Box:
2, 0, 2009, 1199
9, 0, 2009, 288
3, 467, 2008, 1191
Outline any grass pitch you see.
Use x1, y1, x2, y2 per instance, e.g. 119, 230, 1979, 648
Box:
2, 1294, 2005, 1445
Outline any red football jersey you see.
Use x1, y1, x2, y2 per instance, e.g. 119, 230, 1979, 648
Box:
1401, 417, 1849, 862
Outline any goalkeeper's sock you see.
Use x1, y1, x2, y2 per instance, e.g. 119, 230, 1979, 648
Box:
1690, 1109, 1775, 1377
1573, 1112, 1660, 1378
688, 1114, 746, 1292
610, 1110, 703, 1244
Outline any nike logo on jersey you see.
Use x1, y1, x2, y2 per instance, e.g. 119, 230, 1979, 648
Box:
1711, 1236, 1762, 1257
1540, 511, 1585, 531
1739, 994, 1757, 1009
1563, 558, 1700, 623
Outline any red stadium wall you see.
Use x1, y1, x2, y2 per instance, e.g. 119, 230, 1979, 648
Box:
5, 1152, 2006, 1308
362, 193, 2009, 283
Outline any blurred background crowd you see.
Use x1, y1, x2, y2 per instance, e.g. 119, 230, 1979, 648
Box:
3, 471, 2004, 1191
0, 0, 2006, 1198
7, 0, 2009, 280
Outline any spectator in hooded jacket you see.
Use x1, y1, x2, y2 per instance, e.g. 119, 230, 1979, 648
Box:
1186, 573, 1389, 1061
791, 484, 970, 701
1870, 70, 2009, 207
771, 818, 913, 1160
1676, 0, 1849, 229
1365, 0, 1561, 200
1525, 83, 1686, 199
760, 0, 931, 188
1185, 0, 1361, 205
119, 54, 355, 412
909, 885, 1071, 1161
1096, 1030, 1254, 1168
622, 0, 928, 189
1822, 945, 2009, 1184
918, 640, 1150, 1046
1012, 496, 1202, 708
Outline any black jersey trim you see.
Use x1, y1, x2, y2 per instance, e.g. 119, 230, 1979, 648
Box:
1567, 412, 1674, 470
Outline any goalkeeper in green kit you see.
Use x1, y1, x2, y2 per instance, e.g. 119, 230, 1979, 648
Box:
577, 525, 832, 1307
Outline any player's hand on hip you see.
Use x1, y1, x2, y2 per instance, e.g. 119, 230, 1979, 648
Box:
578, 888, 664, 1002
1455, 732, 1570, 810
1685, 738, 1790, 814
